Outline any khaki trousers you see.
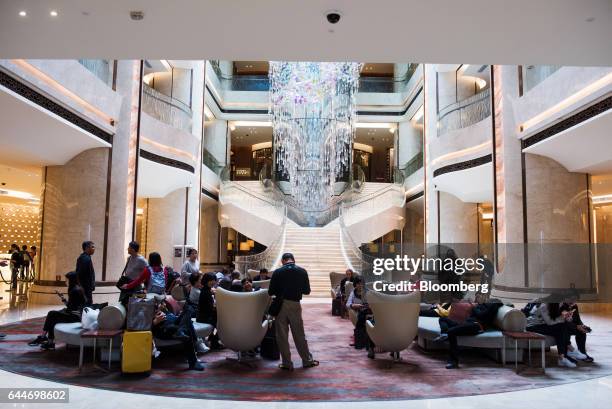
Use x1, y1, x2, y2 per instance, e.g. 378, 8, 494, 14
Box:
275, 300, 312, 367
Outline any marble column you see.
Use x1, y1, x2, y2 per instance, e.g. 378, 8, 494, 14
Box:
200, 202, 222, 266
423, 64, 438, 251
145, 188, 188, 269
189, 61, 205, 253
397, 121, 422, 168
103, 60, 142, 283
29, 148, 109, 304
490, 65, 595, 302
438, 192, 479, 258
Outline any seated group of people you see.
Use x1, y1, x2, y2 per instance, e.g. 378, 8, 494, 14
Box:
334, 269, 594, 370
27, 239, 273, 371
425, 294, 594, 369
522, 298, 593, 367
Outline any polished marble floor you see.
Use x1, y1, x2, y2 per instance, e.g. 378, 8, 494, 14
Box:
1, 282, 612, 408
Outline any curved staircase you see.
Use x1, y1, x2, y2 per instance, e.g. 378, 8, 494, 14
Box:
219, 179, 405, 297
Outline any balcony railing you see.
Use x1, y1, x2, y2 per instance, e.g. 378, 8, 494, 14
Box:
141, 83, 192, 132
358, 64, 419, 93
221, 75, 270, 92
202, 148, 224, 174
209, 61, 420, 94
521, 65, 561, 94
401, 152, 424, 179
437, 88, 491, 135
78, 59, 113, 86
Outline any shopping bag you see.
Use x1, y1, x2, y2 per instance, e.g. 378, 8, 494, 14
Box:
126, 297, 155, 331
81, 307, 100, 330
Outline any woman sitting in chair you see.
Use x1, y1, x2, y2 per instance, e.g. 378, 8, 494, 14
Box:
347, 277, 373, 353
197, 272, 223, 349
28, 272, 86, 350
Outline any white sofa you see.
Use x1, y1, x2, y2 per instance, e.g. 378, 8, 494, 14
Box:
416, 305, 556, 362
54, 302, 213, 350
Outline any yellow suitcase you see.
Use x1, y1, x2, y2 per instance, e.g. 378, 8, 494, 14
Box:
121, 330, 152, 374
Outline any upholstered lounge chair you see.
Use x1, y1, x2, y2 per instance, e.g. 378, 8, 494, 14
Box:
329, 271, 345, 298
366, 290, 421, 362
215, 287, 271, 365
252, 279, 270, 289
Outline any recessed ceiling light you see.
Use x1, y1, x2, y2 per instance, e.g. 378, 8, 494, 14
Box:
50, 10, 58, 17
19, 11, 27, 17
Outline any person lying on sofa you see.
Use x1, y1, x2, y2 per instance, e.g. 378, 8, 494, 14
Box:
152, 300, 204, 371
434, 301, 503, 369
28, 271, 86, 350
419, 303, 451, 318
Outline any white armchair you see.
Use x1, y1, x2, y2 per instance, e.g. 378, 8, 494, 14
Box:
329, 271, 344, 298
252, 279, 270, 289
366, 291, 421, 362
215, 287, 271, 364
246, 269, 260, 280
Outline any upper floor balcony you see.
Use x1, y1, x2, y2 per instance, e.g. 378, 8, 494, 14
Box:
517, 65, 612, 175
437, 88, 491, 136
142, 82, 193, 133
0, 59, 121, 167
205, 61, 423, 121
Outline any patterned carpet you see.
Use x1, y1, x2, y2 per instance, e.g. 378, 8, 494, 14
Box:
0, 303, 611, 402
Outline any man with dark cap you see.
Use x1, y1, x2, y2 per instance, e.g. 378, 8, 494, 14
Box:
268, 252, 318, 370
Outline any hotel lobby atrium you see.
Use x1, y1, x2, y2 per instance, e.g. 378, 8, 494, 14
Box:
0, 1, 611, 408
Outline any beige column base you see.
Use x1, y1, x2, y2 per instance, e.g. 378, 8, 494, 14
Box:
28, 283, 121, 306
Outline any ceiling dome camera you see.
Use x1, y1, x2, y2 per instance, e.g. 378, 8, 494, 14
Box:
326, 11, 341, 24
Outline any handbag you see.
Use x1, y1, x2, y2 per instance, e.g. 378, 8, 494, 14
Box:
126, 296, 155, 331
115, 259, 132, 290
268, 296, 283, 317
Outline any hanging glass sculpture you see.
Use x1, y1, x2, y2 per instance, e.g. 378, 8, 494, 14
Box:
269, 62, 361, 211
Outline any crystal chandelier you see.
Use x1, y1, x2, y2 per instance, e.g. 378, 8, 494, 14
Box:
269, 62, 361, 211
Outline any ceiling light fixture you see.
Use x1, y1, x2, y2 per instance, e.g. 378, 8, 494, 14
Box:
130, 10, 145, 21
19, 11, 27, 17
50, 10, 58, 17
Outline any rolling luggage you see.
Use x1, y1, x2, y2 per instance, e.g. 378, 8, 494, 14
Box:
260, 323, 280, 360
121, 330, 152, 374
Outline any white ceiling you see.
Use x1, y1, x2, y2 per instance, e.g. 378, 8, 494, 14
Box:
592, 173, 612, 196
0, 85, 111, 167
1, 1, 610, 65
523, 109, 612, 174
0, 164, 41, 193
434, 162, 494, 203
137, 157, 194, 198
